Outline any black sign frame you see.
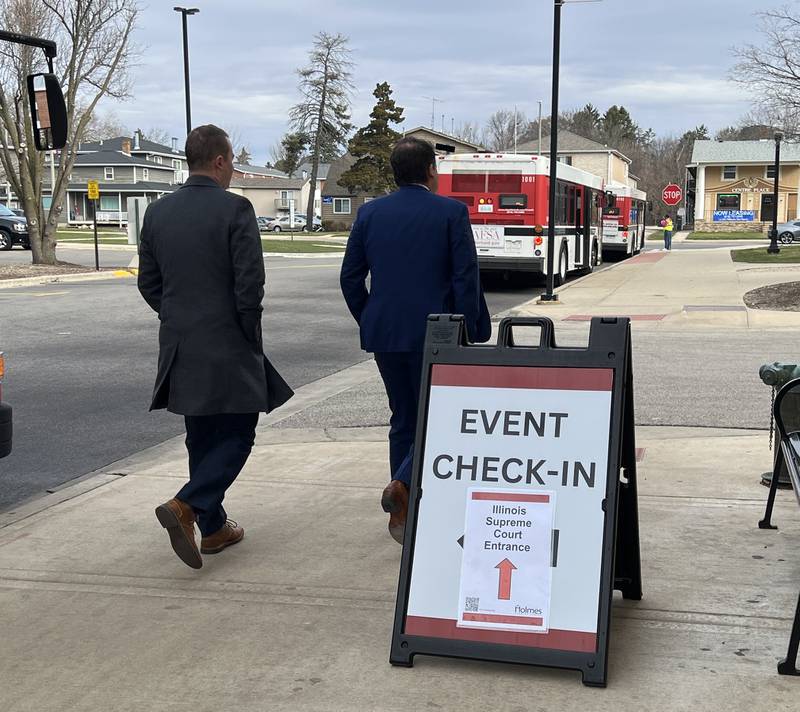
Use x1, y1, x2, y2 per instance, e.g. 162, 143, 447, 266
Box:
389, 315, 641, 687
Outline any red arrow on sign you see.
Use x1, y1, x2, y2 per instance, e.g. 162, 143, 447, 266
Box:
495, 558, 518, 600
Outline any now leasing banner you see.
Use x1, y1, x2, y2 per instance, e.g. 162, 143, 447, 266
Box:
405, 364, 613, 653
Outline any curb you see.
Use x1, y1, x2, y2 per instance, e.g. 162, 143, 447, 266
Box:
0, 270, 134, 289
263, 251, 345, 259
57, 242, 137, 252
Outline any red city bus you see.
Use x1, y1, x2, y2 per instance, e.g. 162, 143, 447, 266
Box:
601, 183, 648, 259
437, 153, 607, 283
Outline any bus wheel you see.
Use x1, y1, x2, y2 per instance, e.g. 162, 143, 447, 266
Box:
554, 245, 568, 287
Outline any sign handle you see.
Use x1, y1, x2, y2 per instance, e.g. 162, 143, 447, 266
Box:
497, 316, 556, 349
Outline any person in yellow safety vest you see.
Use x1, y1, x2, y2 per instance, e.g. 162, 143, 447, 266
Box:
661, 215, 674, 251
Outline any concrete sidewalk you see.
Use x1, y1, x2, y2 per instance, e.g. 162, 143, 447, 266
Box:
510, 235, 800, 330
1, 357, 799, 711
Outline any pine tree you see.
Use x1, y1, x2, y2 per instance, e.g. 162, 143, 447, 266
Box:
339, 82, 405, 194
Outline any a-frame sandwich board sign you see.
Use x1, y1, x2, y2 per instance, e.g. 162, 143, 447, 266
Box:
390, 315, 642, 687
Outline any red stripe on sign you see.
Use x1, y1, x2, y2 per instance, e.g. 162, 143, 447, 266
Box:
405, 616, 597, 653
463, 613, 543, 626
430, 365, 613, 391
471, 492, 550, 503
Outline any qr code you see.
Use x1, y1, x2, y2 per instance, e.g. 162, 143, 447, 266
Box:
464, 597, 479, 612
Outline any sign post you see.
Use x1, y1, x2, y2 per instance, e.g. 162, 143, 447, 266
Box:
390, 315, 642, 687
87, 180, 100, 271
662, 183, 682, 207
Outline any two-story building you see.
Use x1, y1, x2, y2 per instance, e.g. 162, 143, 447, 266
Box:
62, 132, 188, 225
516, 129, 638, 190
687, 139, 800, 232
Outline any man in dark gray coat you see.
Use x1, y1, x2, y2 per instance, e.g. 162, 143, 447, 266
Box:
138, 124, 292, 569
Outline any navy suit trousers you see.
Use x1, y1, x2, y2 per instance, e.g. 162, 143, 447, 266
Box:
374, 352, 424, 487
177, 412, 259, 536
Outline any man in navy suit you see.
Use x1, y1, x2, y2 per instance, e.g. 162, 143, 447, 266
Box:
340, 137, 487, 544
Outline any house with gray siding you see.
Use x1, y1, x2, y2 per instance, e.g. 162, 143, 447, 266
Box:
64, 133, 186, 225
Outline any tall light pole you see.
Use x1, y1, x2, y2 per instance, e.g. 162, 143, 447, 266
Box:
542, 0, 602, 302
768, 130, 783, 255
174, 7, 199, 137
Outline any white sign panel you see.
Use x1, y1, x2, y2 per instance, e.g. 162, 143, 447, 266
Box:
602, 219, 619, 242
406, 364, 613, 653
457, 488, 555, 633
472, 225, 502, 248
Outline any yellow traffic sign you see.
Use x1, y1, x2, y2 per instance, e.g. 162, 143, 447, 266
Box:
87, 180, 99, 201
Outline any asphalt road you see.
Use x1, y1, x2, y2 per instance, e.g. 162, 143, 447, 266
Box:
0, 254, 553, 510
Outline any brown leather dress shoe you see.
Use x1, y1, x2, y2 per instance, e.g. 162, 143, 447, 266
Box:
381, 480, 409, 545
155, 498, 202, 569
201, 519, 244, 554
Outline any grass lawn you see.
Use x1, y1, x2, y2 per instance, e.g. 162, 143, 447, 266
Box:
261, 239, 344, 253
731, 245, 800, 263
688, 231, 765, 240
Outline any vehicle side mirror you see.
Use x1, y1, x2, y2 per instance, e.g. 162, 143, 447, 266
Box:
27, 73, 68, 150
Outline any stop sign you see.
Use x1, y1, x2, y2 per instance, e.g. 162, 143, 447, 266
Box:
662, 183, 683, 206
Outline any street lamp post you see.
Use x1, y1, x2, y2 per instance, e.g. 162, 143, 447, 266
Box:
542, 0, 602, 302
541, 0, 563, 302
768, 131, 783, 255
174, 7, 199, 138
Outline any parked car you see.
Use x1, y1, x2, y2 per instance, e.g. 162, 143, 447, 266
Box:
257, 216, 277, 232
776, 222, 800, 244
0, 352, 11, 458
0, 204, 29, 250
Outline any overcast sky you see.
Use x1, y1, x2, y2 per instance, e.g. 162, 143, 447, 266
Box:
106, 0, 757, 163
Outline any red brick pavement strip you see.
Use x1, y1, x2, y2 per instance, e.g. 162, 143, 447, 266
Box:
628, 251, 668, 264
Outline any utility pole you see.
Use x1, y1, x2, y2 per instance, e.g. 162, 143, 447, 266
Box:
174, 7, 199, 137
538, 100, 543, 156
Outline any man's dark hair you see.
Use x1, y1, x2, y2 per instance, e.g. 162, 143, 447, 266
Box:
185, 124, 231, 171
391, 137, 436, 186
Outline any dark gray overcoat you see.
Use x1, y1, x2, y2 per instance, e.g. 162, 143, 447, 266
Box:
137, 175, 293, 416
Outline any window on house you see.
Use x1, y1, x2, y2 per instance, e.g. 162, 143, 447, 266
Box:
154, 156, 163, 165
99, 195, 120, 211
557, 156, 573, 166
143, 168, 149, 181
172, 159, 181, 170
333, 198, 351, 214
722, 166, 737, 180
104, 167, 114, 180
716, 194, 740, 210
766, 164, 779, 180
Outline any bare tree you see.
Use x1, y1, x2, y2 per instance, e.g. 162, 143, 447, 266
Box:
82, 109, 129, 143
451, 121, 483, 146
290, 32, 353, 224
141, 126, 172, 146
732, 6, 800, 125
0, 0, 139, 265
484, 109, 528, 151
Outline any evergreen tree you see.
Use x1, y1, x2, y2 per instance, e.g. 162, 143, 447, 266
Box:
339, 82, 405, 194
273, 132, 309, 176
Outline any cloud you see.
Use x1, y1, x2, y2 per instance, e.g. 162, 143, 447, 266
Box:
102, 0, 756, 163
